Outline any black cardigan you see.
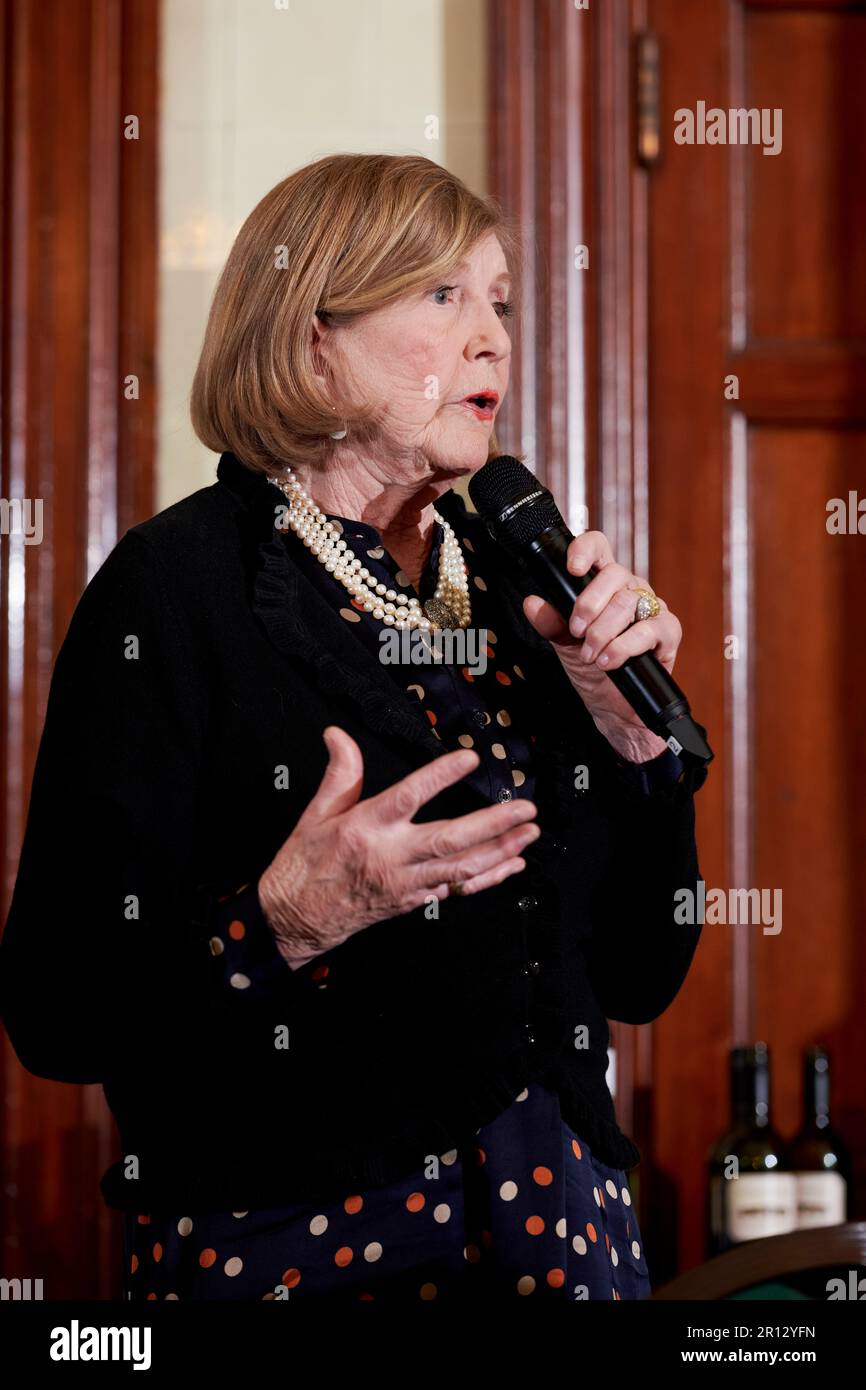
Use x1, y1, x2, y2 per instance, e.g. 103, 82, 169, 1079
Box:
0, 451, 708, 1213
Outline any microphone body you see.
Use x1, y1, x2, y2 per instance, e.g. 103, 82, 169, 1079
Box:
469, 458, 714, 770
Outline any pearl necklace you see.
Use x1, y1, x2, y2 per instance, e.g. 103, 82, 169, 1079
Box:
272, 466, 472, 630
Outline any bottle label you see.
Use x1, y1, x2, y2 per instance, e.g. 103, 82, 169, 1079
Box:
792, 1170, 846, 1228
712, 1172, 798, 1243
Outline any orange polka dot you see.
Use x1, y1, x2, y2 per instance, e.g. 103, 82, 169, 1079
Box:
406, 1192, 425, 1213
425, 709, 437, 726
334, 1246, 353, 1267
586, 1222, 598, 1243
481, 1229, 493, 1248
344, 1195, 363, 1214
199, 1248, 217, 1268
600, 1189, 606, 1207
281, 1268, 301, 1289
572, 1139, 582, 1160
153, 1243, 163, 1263
351, 598, 367, 611
547, 1268, 565, 1288
311, 963, 329, 981
495, 670, 512, 684
462, 667, 475, 682
476, 1147, 486, 1165
485, 645, 494, 658
605, 1233, 611, 1252
130, 1254, 139, 1274
228, 919, 245, 940
526, 1215, 545, 1236
533, 1166, 553, 1186
614, 1289, 621, 1300
147, 1292, 157, 1300
358, 1293, 374, 1301
137, 1214, 151, 1225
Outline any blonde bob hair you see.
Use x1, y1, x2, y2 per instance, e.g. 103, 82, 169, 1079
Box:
190, 152, 521, 477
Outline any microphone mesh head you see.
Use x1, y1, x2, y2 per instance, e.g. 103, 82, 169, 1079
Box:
469, 455, 565, 547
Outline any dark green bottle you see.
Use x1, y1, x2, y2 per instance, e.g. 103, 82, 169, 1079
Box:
706, 1042, 796, 1256
782, 1046, 849, 1229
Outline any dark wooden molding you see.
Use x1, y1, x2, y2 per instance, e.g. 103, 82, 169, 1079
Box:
0, 0, 159, 1300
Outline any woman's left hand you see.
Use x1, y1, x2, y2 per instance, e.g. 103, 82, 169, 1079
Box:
522, 530, 682, 764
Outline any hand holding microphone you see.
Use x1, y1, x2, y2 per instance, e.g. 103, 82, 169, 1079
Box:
468, 456, 714, 769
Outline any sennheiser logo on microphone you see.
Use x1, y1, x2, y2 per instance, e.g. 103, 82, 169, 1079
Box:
496, 488, 546, 524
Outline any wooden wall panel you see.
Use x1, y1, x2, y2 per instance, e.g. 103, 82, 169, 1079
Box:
490, 0, 866, 1282
0, 0, 158, 1300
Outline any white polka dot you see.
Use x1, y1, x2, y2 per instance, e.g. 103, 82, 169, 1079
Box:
331, 520, 344, 535
309, 1214, 328, 1236
232, 1211, 248, 1219
515, 1088, 529, 1102
177, 1218, 193, 1237
366, 545, 384, 559
573, 1235, 587, 1255
407, 683, 425, 699
229, 973, 251, 989
433, 1204, 451, 1223
513, 665, 525, 678
419, 1282, 437, 1300
496, 710, 512, 726
463, 537, 475, 552
364, 1242, 383, 1262
165, 1292, 179, 1299
517, 1275, 536, 1295
464, 1244, 481, 1263
610, 1246, 619, 1267
593, 1186, 602, 1206
473, 575, 487, 591
339, 607, 361, 623
605, 1179, 618, 1198
491, 742, 507, 759
458, 734, 474, 748
395, 569, 411, 587
556, 1218, 567, 1238
208, 937, 224, 956
487, 629, 497, 643
499, 1181, 518, 1201
440, 1149, 458, 1166
621, 1187, 632, 1206
224, 1256, 243, 1277
512, 769, 526, 786
631, 1240, 641, 1259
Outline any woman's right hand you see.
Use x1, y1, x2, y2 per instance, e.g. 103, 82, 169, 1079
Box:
257, 725, 540, 969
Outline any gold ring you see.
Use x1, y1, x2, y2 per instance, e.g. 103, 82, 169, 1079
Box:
448, 882, 466, 897
629, 586, 661, 622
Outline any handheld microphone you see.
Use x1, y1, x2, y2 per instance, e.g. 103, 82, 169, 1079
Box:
468, 455, 714, 769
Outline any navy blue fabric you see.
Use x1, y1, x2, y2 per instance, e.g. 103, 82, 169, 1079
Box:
123, 1081, 650, 1302
121, 506, 675, 1301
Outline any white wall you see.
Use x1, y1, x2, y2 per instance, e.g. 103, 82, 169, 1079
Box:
159, 0, 488, 509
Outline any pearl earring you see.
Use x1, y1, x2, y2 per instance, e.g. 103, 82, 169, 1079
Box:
329, 425, 347, 440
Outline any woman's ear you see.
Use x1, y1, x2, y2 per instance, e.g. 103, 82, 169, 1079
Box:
310, 310, 331, 388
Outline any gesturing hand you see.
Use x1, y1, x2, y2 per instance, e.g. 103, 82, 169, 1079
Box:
257, 726, 539, 969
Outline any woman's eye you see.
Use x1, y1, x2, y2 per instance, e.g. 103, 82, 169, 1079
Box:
432, 285, 456, 306
494, 300, 514, 319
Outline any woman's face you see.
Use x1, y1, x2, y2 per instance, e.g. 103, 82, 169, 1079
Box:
316, 230, 512, 489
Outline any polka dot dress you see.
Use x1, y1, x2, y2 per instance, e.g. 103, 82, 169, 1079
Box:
123, 1083, 649, 1301
123, 502, 663, 1301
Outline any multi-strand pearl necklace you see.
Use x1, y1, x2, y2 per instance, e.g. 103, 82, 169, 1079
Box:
272, 466, 472, 631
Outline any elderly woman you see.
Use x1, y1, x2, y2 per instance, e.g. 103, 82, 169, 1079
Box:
0, 153, 707, 1303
